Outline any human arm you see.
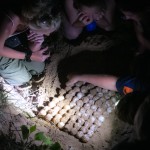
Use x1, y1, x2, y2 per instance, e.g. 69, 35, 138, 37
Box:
66, 74, 118, 91
64, 0, 92, 27
27, 30, 44, 52
0, 15, 49, 62
96, 0, 116, 31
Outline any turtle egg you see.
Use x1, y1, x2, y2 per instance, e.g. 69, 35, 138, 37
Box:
98, 115, 105, 123
59, 109, 66, 115
102, 89, 108, 93
48, 101, 56, 108
90, 124, 96, 131
65, 86, 72, 92
96, 87, 102, 92
71, 115, 77, 122
43, 106, 50, 112
81, 86, 87, 93
80, 108, 86, 114
61, 116, 69, 124
75, 111, 82, 117
70, 128, 77, 135
91, 105, 97, 111
58, 95, 65, 101
38, 109, 47, 117
89, 100, 94, 105
53, 97, 59, 103
83, 97, 89, 103
73, 87, 80, 92
63, 105, 70, 111
80, 126, 88, 134
87, 130, 94, 137
97, 92, 103, 97
87, 94, 94, 99
107, 107, 112, 113
77, 118, 84, 126
76, 92, 84, 99
74, 123, 81, 130
84, 103, 91, 109
59, 89, 66, 95
68, 109, 76, 115
70, 102, 76, 108
89, 116, 96, 124
77, 100, 84, 107
52, 117, 60, 124
94, 120, 102, 127
81, 134, 90, 142
57, 122, 65, 128
75, 81, 84, 87
55, 114, 62, 120
45, 114, 53, 121
86, 109, 93, 116
82, 113, 89, 120
90, 89, 97, 96
76, 131, 84, 138
93, 96, 100, 101
72, 96, 79, 103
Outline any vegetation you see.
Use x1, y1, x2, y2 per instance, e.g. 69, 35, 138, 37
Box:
0, 124, 61, 150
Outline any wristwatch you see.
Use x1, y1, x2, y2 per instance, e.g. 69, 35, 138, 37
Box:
25, 50, 32, 62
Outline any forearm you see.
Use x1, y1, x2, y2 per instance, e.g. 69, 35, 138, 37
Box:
76, 74, 118, 91
72, 20, 85, 28
0, 46, 25, 59
28, 42, 42, 52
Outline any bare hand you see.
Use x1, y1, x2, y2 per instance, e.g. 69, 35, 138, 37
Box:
31, 47, 50, 62
28, 30, 45, 52
77, 12, 93, 25
27, 30, 44, 44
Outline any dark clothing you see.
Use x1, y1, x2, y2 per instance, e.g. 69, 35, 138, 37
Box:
116, 76, 150, 95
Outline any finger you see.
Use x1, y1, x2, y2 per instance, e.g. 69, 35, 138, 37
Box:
41, 47, 48, 52
28, 37, 44, 42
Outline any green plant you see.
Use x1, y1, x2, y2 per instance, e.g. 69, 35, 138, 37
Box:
0, 124, 61, 150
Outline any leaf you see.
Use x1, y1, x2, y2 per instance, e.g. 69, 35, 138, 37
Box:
34, 132, 45, 141
50, 142, 61, 150
21, 125, 29, 140
35, 132, 52, 145
29, 125, 36, 134
42, 136, 52, 145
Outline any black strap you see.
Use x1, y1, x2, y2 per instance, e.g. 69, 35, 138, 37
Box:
24, 50, 32, 62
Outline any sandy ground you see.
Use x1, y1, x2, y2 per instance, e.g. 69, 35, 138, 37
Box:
0, 27, 137, 149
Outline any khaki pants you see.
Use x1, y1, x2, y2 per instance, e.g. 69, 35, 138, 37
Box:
0, 56, 45, 86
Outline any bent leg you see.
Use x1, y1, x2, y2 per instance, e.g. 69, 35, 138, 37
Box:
0, 57, 32, 86
23, 61, 45, 75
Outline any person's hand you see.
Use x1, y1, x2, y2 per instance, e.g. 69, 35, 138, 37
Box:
28, 30, 44, 52
77, 12, 93, 25
31, 47, 50, 62
66, 74, 79, 86
27, 30, 44, 44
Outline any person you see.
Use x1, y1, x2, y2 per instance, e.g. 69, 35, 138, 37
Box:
0, 0, 61, 89
66, 74, 150, 95
115, 0, 150, 54
62, 0, 116, 40
111, 93, 150, 150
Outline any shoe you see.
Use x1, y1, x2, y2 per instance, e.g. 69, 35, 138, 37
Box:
15, 82, 32, 91
32, 73, 45, 84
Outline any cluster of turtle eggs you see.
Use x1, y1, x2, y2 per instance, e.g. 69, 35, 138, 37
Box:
37, 81, 118, 142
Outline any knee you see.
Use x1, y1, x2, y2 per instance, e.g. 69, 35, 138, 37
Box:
31, 62, 45, 75
64, 29, 82, 40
